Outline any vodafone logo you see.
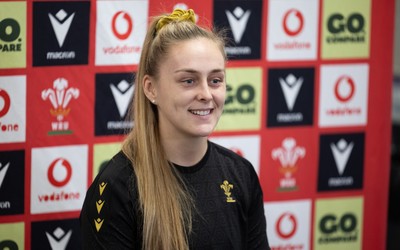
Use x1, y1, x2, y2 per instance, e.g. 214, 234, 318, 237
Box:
0, 88, 11, 118
334, 75, 355, 102
283, 9, 304, 36
47, 158, 72, 187
276, 212, 297, 239
112, 11, 133, 40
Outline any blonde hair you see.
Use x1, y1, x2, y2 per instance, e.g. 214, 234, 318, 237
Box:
122, 9, 226, 250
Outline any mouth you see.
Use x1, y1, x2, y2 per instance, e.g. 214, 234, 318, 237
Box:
189, 109, 213, 116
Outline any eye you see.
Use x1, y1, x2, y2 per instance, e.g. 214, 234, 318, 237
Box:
182, 79, 194, 84
210, 78, 223, 85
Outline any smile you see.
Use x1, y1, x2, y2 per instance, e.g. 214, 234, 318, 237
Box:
189, 109, 212, 116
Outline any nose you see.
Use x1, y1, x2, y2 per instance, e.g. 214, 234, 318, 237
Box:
197, 80, 212, 102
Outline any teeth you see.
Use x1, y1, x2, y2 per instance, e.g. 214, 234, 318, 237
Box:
191, 110, 211, 116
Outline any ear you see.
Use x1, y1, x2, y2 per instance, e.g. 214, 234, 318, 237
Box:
143, 75, 157, 103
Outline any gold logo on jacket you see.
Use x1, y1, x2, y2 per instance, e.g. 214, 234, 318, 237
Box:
220, 180, 236, 203
94, 182, 107, 232
96, 200, 105, 214
99, 182, 107, 195
95, 218, 104, 232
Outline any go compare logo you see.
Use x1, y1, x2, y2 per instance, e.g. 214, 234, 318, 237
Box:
321, 0, 370, 59
326, 13, 365, 43
319, 213, 358, 241
0, 18, 22, 52
0, 1, 26, 68
0, 222, 24, 250
314, 197, 363, 249
216, 67, 261, 131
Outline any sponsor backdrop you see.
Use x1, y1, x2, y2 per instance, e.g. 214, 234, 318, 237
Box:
0, 0, 394, 249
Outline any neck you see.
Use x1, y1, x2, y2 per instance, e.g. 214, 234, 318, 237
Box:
161, 134, 208, 167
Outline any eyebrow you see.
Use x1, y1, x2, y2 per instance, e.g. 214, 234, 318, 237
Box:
174, 68, 225, 74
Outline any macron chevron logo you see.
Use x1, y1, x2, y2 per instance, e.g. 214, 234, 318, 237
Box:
110, 80, 134, 118
330, 139, 354, 175
0, 162, 10, 189
225, 7, 251, 43
279, 74, 303, 111
49, 9, 75, 47
45, 227, 72, 250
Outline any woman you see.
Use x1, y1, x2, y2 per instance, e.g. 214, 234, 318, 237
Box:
80, 8, 270, 250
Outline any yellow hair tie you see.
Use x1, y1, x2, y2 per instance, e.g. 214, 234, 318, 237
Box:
156, 9, 196, 33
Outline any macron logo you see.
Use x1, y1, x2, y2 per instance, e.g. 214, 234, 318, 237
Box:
45, 227, 72, 250
0, 162, 10, 189
330, 139, 354, 175
226, 7, 251, 43
279, 74, 303, 111
110, 80, 134, 118
49, 9, 75, 47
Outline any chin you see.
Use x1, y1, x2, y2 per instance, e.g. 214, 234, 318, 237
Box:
192, 128, 214, 138
189, 123, 217, 137
194, 131, 213, 138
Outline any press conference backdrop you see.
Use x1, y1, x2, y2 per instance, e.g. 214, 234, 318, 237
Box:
0, 0, 395, 249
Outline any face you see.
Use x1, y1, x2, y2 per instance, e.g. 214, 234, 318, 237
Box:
145, 37, 226, 140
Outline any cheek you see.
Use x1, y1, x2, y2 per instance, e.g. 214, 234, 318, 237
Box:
214, 89, 226, 106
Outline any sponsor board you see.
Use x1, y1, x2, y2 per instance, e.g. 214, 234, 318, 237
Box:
95, 1, 148, 65
215, 67, 262, 131
321, 0, 371, 59
31, 218, 81, 250
0, 1, 26, 68
261, 129, 317, 198
0, 150, 24, 215
264, 199, 311, 249
213, 0, 262, 60
314, 197, 363, 249
267, 0, 319, 61
0, 75, 26, 143
32, 1, 90, 66
0, 222, 24, 250
30, 145, 88, 214
267, 67, 315, 127
95, 73, 135, 136
319, 64, 369, 127
318, 133, 364, 191
28, 69, 91, 143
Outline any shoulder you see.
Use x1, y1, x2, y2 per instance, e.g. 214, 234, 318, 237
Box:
207, 141, 260, 188
86, 151, 136, 207
209, 141, 254, 171
81, 152, 137, 221
98, 151, 134, 184
80, 151, 139, 248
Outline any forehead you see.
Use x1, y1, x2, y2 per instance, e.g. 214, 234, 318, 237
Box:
162, 37, 225, 72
